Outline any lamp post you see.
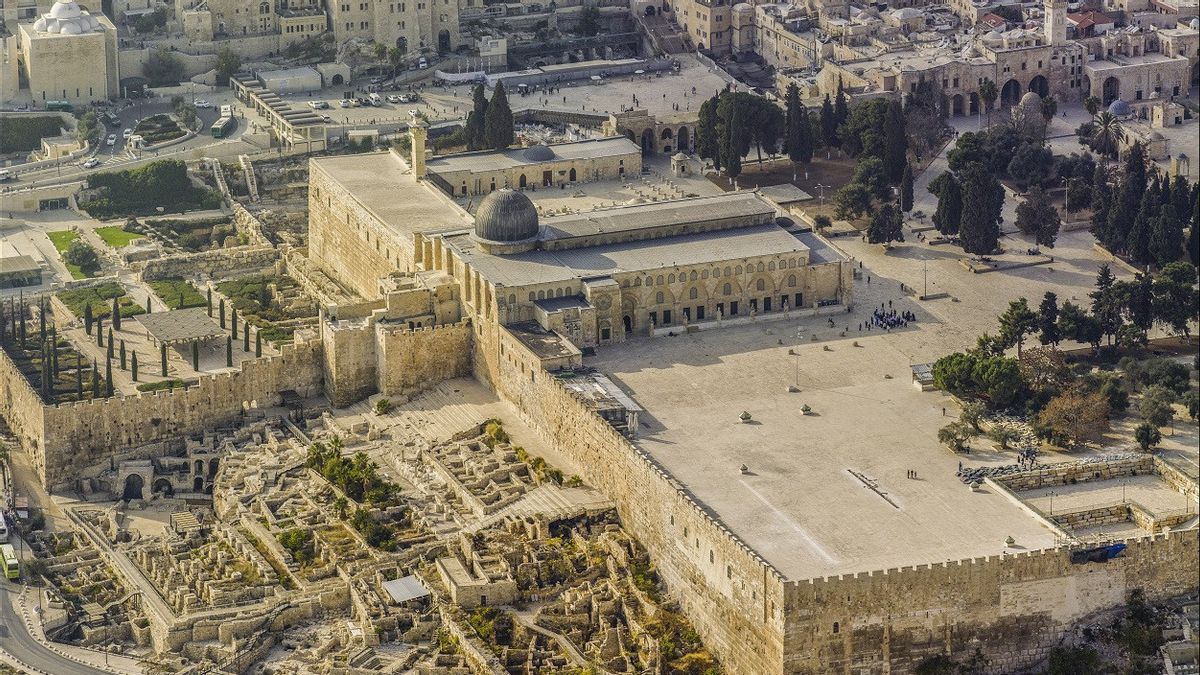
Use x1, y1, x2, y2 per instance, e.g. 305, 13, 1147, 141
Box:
816, 183, 830, 203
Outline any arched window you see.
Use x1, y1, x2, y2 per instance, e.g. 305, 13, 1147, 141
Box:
723, 283, 732, 295
757, 262, 765, 272
787, 275, 797, 287
768, 261, 776, 271
689, 288, 698, 300
657, 275, 664, 285
656, 291, 665, 304
690, 271, 698, 281
735, 265, 743, 275
669, 273, 676, 283
528, 292, 535, 301
756, 279, 766, 291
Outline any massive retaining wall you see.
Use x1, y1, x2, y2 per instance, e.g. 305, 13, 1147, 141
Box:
139, 245, 279, 282
0, 348, 47, 463
482, 322, 787, 675
781, 529, 1199, 674
34, 336, 323, 488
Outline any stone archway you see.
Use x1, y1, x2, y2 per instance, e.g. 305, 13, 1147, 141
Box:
1102, 76, 1120, 105
152, 478, 174, 497
1001, 79, 1022, 107
677, 126, 689, 152
1029, 75, 1049, 98
519, 173, 527, 188
122, 474, 144, 501
623, 315, 633, 334
569, 167, 577, 181
438, 29, 451, 54
193, 476, 205, 492
969, 92, 979, 115
331, 74, 344, 86
951, 94, 964, 116
640, 128, 655, 155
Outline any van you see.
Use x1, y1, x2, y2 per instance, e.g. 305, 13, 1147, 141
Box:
0, 170, 11, 182
418, 57, 428, 69
0, 517, 9, 544
369, 93, 382, 106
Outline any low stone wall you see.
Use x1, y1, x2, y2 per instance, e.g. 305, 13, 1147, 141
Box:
1049, 503, 1129, 530
994, 455, 1155, 492
1154, 457, 1200, 506
139, 245, 278, 283
231, 203, 270, 247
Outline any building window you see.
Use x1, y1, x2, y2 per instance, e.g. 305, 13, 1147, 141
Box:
697, 306, 706, 320
663, 310, 672, 324
730, 301, 738, 316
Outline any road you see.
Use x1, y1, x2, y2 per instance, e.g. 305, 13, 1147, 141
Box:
0, 584, 114, 675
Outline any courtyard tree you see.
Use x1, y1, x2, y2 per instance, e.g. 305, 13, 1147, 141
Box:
143, 46, 183, 86
938, 422, 972, 452
929, 171, 962, 235
1084, 95, 1101, 117
465, 84, 489, 151
1035, 388, 1109, 447
215, 46, 242, 86
978, 79, 997, 127
1037, 292, 1060, 345
226, 336, 233, 367
868, 203, 904, 247
900, 163, 914, 213
1006, 143, 1054, 190
1138, 385, 1176, 431
161, 342, 168, 377
111, 296, 122, 330
957, 163, 1003, 255
131, 351, 138, 382
959, 401, 986, 433
64, 241, 100, 277
1089, 112, 1125, 159
1134, 422, 1162, 451
820, 94, 837, 149
1018, 346, 1069, 396
696, 96, 721, 170
833, 81, 849, 135
1055, 301, 1101, 349
1014, 186, 1060, 249
1149, 203, 1184, 266
192, 341, 199, 371
484, 82, 514, 151
255, 330, 262, 357
784, 84, 813, 166
1039, 95, 1058, 140
84, 302, 93, 334
882, 99, 908, 182
120, 339, 126, 370
1152, 261, 1198, 339
833, 182, 871, 220
1065, 177, 1090, 213
998, 298, 1038, 357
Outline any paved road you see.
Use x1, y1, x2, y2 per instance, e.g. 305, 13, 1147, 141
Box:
0, 584, 113, 675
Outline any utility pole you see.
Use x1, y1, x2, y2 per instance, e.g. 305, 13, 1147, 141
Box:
923, 259, 928, 300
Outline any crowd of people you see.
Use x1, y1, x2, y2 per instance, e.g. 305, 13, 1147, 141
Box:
860, 302, 916, 332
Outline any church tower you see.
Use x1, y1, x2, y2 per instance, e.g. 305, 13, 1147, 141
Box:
1045, 0, 1067, 46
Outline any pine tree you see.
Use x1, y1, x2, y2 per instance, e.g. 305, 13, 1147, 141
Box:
131, 352, 138, 382
958, 164, 1002, 254
1037, 292, 1059, 345
161, 342, 168, 377
484, 82, 514, 151
1149, 204, 1183, 266
868, 203, 904, 245
1106, 142, 1147, 253
465, 84, 489, 151
112, 296, 121, 330
900, 163, 914, 212
883, 99, 908, 182
820, 94, 836, 150
226, 336, 233, 367
1127, 272, 1154, 335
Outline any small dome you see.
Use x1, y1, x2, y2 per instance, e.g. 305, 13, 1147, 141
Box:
1107, 99, 1132, 116
49, 1, 83, 20
672, 152, 688, 160
474, 189, 539, 243
60, 21, 82, 34
523, 143, 555, 162
1019, 91, 1041, 110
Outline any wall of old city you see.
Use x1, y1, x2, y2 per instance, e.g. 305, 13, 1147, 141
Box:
781, 528, 1199, 674
35, 335, 323, 489
0, 347, 48, 476
479, 321, 789, 675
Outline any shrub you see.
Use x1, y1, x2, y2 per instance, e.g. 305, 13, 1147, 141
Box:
374, 398, 394, 415
0, 116, 65, 153
62, 241, 101, 277
79, 160, 222, 218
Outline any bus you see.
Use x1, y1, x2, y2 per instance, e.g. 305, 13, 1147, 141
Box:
211, 115, 235, 138
45, 100, 72, 112
0, 544, 17, 580
219, 104, 233, 117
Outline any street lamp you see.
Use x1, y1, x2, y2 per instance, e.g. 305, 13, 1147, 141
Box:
816, 183, 830, 203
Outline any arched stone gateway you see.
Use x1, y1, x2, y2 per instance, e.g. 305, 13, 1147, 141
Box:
1001, 79, 1022, 107
1102, 76, 1120, 105
640, 128, 655, 155
952, 94, 964, 116
122, 474, 144, 501
677, 126, 689, 152
1029, 75, 1049, 98
193, 476, 205, 492
152, 478, 173, 497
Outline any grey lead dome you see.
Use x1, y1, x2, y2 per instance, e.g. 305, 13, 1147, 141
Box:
474, 188, 539, 243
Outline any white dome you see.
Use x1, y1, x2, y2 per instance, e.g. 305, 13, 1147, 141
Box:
60, 21, 82, 34
49, 1, 83, 20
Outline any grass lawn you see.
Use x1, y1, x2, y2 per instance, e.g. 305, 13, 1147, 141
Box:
148, 278, 206, 310
94, 226, 143, 248
57, 282, 146, 322
46, 230, 89, 279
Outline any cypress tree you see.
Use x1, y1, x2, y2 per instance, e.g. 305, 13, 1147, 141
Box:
931, 172, 962, 235
255, 330, 262, 357
226, 336, 233, 367
696, 96, 721, 170
484, 82, 514, 151
465, 84, 489, 151
75, 354, 83, 396
192, 341, 199, 371
112, 296, 121, 330
106, 331, 114, 361
834, 81, 849, 138
131, 351, 139, 382
49, 328, 58, 377
1126, 190, 1157, 265
219, 299, 226, 329
90, 362, 99, 398
120, 339, 127, 370
1106, 143, 1147, 253
146, 295, 152, 313
785, 83, 812, 165
1037, 292, 1060, 345
96, 318, 103, 347
243, 324, 250, 352
900, 163, 914, 212
231, 309, 238, 340
207, 287, 213, 317
820, 94, 836, 149
104, 357, 113, 397
38, 298, 45, 343
1149, 204, 1184, 267
958, 164, 1003, 255
84, 302, 93, 334
883, 99, 908, 182
17, 301, 25, 349
161, 342, 168, 377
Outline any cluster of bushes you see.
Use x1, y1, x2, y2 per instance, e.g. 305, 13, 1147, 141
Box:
57, 283, 145, 322
134, 216, 235, 252
348, 507, 398, 550
147, 278, 205, 310
0, 116, 64, 153
80, 160, 222, 219
304, 441, 399, 505
465, 606, 514, 652
134, 114, 185, 144
277, 529, 315, 565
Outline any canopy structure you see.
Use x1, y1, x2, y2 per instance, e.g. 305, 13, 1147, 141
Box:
136, 307, 225, 347
381, 575, 431, 604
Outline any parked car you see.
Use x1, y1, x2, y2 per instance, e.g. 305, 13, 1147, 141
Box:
83, 157, 101, 169
193, 99, 210, 109
122, 128, 133, 139
308, 100, 329, 109
339, 99, 353, 108
386, 94, 402, 104
399, 93, 418, 103
0, 170, 11, 182
418, 57, 428, 69
320, 114, 332, 123
106, 134, 117, 146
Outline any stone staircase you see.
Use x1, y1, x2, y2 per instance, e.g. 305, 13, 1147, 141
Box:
239, 155, 260, 202
467, 484, 614, 533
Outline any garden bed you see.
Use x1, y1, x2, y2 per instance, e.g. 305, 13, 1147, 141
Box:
47, 230, 91, 279
134, 114, 186, 145
216, 274, 316, 344
147, 278, 206, 310
94, 226, 143, 248
57, 282, 146, 322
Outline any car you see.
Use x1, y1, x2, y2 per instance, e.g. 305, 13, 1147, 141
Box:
418, 57, 429, 69
122, 128, 133, 139
370, 77, 383, 85
0, 170, 11, 182
320, 115, 332, 123
82, 158, 101, 169
193, 99, 210, 109
308, 100, 329, 109
339, 99, 353, 108
400, 93, 418, 103
386, 94, 402, 104
106, 134, 116, 146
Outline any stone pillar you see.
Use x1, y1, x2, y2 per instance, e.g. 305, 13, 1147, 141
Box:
409, 111, 428, 178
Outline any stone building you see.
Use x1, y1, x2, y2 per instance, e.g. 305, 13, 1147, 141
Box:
424, 136, 642, 196
325, 0, 461, 59
16, 0, 119, 104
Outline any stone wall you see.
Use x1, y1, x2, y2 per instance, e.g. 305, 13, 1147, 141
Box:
1154, 457, 1200, 506
139, 245, 279, 283
994, 455, 1155, 492
481, 322, 787, 675
35, 335, 323, 489
780, 529, 1199, 674
231, 203, 270, 247
0, 347, 47, 466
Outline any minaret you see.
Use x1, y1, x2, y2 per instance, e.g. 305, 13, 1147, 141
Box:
1044, 0, 1066, 46
408, 110, 428, 178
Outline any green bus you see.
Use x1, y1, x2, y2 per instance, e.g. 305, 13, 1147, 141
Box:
0, 544, 17, 580
46, 100, 72, 112
211, 115, 235, 138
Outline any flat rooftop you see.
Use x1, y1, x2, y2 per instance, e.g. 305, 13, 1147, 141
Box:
540, 192, 776, 244
426, 136, 640, 175
587, 319, 1061, 581
312, 151, 472, 237
444, 222, 810, 287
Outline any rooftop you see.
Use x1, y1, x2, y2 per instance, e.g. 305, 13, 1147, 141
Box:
425, 136, 640, 176
540, 192, 777, 244
0, 255, 41, 275
136, 307, 225, 345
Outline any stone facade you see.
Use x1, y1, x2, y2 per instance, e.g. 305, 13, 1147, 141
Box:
16, 2, 119, 104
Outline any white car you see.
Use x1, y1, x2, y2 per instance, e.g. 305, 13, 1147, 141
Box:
193, 99, 210, 108
106, 134, 117, 147
399, 93, 417, 103
122, 128, 133, 139
339, 99, 353, 108
320, 114, 332, 123
308, 100, 329, 109
418, 57, 429, 69
386, 95, 402, 104
83, 157, 101, 169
